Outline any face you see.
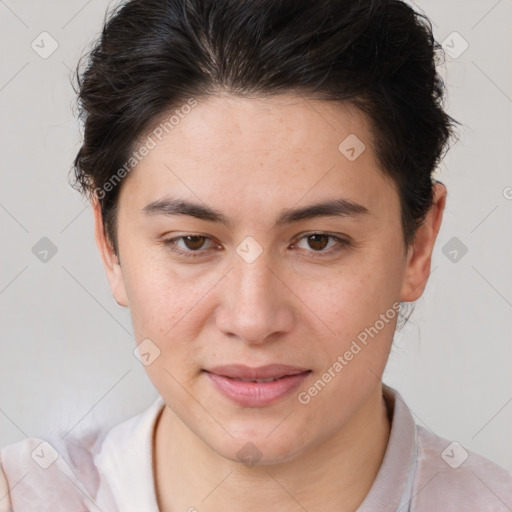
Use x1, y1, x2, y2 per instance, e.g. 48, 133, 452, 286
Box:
93, 94, 445, 464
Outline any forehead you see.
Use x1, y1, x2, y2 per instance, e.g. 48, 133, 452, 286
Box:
119, 94, 398, 221
164, 93, 372, 157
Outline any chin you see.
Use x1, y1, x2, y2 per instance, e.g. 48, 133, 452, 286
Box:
207, 426, 308, 467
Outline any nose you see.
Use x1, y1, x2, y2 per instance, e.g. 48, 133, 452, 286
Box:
214, 249, 295, 345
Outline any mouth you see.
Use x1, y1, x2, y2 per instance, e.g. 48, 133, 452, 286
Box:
204, 363, 311, 381
203, 364, 312, 407
222, 376, 293, 383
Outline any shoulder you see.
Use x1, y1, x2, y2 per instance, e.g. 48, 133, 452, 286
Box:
0, 462, 11, 512
0, 432, 109, 512
0, 397, 164, 511
412, 425, 512, 511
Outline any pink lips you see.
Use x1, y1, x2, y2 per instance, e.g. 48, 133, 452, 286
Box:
204, 364, 311, 407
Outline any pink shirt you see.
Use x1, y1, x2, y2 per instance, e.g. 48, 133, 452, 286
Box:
1, 386, 511, 511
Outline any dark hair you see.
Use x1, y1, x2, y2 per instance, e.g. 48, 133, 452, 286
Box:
71, 0, 459, 257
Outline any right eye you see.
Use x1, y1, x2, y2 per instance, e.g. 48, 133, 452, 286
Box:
161, 235, 220, 259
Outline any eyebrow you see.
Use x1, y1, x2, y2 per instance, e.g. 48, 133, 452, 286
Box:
141, 196, 369, 228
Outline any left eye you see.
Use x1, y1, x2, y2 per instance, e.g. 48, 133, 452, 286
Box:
293, 233, 343, 253
162, 233, 349, 259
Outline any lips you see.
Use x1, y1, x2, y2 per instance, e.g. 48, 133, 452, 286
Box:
205, 364, 311, 381
204, 365, 312, 407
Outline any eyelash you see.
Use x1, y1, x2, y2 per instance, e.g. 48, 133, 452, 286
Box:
161, 233, 351, 259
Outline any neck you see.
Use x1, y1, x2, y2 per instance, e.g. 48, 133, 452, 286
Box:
153, 385, 390, 512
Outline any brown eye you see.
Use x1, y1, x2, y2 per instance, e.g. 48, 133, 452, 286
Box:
181, 235, 207, 251
293, 232, 350, 257
162, 235, 217, 259
306, 234, 330, 251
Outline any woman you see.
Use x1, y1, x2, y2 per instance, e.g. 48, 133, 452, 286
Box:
1, 0, 511, 510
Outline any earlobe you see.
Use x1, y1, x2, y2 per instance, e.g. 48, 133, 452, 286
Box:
91, 196, 129, 308
400, 182, 447, 302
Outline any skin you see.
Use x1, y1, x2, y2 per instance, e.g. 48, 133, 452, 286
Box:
92, 94, 446, 512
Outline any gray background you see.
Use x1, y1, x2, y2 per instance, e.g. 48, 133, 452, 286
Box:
1, 0, 511, 472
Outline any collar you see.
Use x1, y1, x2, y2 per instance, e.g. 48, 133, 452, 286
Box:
93, 394, 165, 512
357, 385, 418, 512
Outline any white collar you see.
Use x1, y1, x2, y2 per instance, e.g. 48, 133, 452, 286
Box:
93, 395, 165, 512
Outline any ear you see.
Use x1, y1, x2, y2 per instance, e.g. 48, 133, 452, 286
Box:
91, 195, 129, 307
400, 181, 447, 302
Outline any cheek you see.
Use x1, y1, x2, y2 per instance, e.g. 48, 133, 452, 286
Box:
297, 249, 403, 333
120, 250, 191, 341
295, 243, 405, 373
124, 261, 206, 391
120, 250, 222, 383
